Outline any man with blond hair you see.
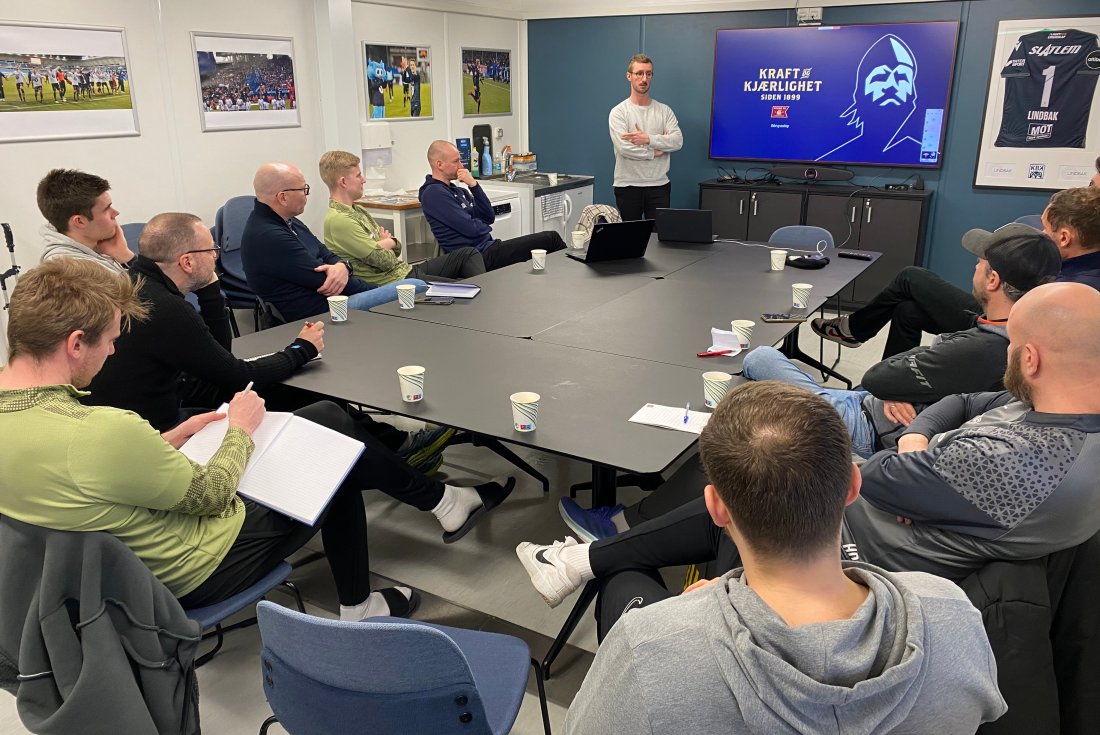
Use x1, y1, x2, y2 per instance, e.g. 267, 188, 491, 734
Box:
241, 161, 426, 322
419, 140, 566, 270
609, 54, 683, 221
321, 150, 485, 286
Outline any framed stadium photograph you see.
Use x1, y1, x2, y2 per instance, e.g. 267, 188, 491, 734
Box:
0, 21, 138, 144
974, 16, 1100, 191
363, 43, 433, 121
461, 48, 511, 117
191, 32, 299, 132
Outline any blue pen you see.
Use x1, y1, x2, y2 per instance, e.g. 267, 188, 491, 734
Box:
683, 403, 690, 425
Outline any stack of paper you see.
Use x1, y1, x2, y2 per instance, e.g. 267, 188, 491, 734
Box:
425, 282, 481, 298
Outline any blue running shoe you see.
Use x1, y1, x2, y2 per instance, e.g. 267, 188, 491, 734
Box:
558, 497, 624, 542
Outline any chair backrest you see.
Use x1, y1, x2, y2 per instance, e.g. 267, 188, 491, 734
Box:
768, 225, 834, 250
257, 602, 493, 734
257, 301, 287, 331
1014, 214, 1044, 230
213, 195, 255, 253
120, 222, 145, 254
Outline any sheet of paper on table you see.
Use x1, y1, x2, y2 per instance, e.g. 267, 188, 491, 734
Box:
708, 328, 744, 355
629, 403, 711, 435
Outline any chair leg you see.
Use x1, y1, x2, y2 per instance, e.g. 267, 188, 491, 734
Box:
779, 326, 852, 389
530, 657, 553, 735
227, 309, 240, 338
195, 623, 224, 668
259, 715, 279, 734
541, 580, 599, 680
282, 581, 306, 613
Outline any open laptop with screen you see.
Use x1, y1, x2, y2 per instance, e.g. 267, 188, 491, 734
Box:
655, 208, 717, 243
566, 219, 655, 263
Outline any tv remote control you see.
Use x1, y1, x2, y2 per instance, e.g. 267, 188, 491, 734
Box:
837, 251, 873, 261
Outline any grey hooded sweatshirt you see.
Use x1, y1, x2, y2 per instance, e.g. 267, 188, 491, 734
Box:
39, 224, 126, 273
565, 563, 1006, 734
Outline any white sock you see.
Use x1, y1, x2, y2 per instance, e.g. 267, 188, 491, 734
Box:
431, 485, 483, 532
610, 509, 631, 533
838, 315, 854, 338
559, 542, 595, 582
340, 587, 412, 621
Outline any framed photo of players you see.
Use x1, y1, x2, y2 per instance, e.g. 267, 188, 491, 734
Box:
0, 21, 138, 144
974, 16, 1100, 191
461, 48, 512, 117
191, 33, 300, 132
362, 43, 433, 121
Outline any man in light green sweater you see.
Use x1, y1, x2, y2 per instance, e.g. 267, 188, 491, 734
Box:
0, 258, 423, 620
320, 150, 485, 285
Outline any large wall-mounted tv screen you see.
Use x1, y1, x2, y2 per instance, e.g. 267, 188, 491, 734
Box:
709, 21, 960, 168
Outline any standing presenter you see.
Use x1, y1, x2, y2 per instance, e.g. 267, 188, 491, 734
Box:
609, 54, 683, 221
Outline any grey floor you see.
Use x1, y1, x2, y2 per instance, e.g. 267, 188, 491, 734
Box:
1, 313, 917, 734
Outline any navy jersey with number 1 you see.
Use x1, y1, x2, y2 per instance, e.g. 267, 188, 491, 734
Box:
994, 28, 1100, 148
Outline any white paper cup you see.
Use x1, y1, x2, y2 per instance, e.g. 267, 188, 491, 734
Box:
571, 230, 586, 249
770, 249, 788, 271
792, 283, 814, 310
730, 320, 755, 349
397, 365, 426, 402
548, 173, 559, 185
397, 283, 416, 310
702, 371, 733, 409
510, 391, 540, 432
327, 295, 349, 322
531, 249, 547, 270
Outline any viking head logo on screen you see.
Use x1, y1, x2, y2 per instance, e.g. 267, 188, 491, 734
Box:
817, 34, 921, 161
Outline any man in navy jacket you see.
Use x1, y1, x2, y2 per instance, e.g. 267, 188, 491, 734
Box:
242, 162, 425, 321
418, 140, 565, 270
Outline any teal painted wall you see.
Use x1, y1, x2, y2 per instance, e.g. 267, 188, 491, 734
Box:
529, 1, 1098, 287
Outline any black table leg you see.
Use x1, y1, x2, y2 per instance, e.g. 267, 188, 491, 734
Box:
591, 465, 618, 507
449, 433, 551, 493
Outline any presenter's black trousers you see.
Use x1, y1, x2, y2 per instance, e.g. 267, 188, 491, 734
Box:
614, 182, 671, 221
847, 266, 980, 359
178, 401, 446, 608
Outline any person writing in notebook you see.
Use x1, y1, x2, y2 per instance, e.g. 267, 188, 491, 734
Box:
0, 259, 515, 621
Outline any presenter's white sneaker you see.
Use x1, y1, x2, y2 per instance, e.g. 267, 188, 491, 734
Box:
515, 537, 586, 608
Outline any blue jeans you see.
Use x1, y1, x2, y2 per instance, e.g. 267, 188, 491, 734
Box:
371, 105, 384, 119
740, 346, 876, 458
347, 279, 427, 311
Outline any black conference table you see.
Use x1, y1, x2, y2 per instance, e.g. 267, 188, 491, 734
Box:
534, 242, 881, 372
232, 312, 720, 506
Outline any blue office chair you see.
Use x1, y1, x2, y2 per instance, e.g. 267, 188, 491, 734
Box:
256, 602, 551, 735
213, 195, 262, 335
120, 221, 145, 254
184, 561, 304, 667
1015, 214, 1044, 230
767, 225, 852, 388
769, 224, 835, 251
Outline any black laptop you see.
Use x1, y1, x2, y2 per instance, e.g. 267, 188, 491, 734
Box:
567, 219, 655, 263
655, 208, 716, 243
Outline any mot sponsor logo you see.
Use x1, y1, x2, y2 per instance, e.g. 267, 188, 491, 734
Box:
1026, 123, 1053, 141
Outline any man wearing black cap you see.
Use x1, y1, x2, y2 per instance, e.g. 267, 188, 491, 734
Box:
739, 225, 1060, 457
813, 186, 1100, 358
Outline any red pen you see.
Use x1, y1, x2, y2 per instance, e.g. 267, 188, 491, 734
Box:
697, 349, 733, 357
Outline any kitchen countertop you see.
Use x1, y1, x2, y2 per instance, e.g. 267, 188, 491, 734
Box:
478, 172, 594, 197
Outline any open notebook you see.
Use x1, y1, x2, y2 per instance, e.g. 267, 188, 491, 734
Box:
180, 406, 364, 525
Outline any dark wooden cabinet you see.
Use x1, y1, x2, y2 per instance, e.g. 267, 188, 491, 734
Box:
699, 180, 932, 308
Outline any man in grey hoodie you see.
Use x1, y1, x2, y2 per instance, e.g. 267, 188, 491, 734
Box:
37, 169, 134, 273
558, 382, 1006, 733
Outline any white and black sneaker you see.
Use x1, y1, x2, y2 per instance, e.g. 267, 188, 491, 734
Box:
515, 537, 584, 608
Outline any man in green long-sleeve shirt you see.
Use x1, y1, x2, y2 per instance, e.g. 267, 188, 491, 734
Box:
0, 258, 430, 619
320, 150, 486, 285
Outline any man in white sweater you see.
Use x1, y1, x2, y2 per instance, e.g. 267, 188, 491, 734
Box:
608, 54, 682, 221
